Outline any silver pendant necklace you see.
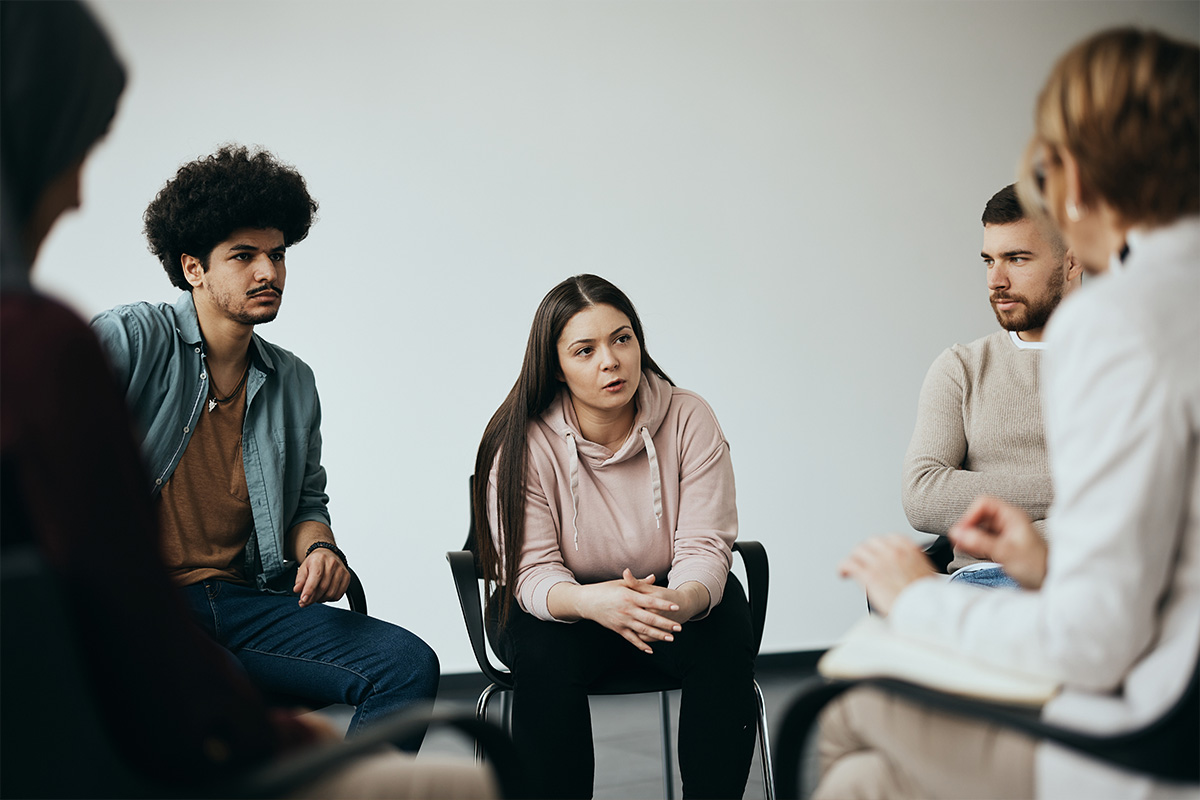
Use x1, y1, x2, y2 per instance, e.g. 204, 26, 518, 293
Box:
207, 364, 250, 412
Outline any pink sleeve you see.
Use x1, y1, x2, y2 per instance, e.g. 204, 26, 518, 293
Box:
667, 396, 736, 616
487, 459, 578, 622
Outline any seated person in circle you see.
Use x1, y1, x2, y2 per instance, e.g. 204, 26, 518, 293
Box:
471, 274, 756, 800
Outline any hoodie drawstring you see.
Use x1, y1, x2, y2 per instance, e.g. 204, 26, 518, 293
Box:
564, 426, 663, 550
640, 427, 663, 529
565, 432, 581, 550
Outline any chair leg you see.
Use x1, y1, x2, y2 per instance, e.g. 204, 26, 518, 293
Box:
753, 679, 776, 800
475, 683, 501, 762
660, 690, 676, 800
657, 684, 770, 800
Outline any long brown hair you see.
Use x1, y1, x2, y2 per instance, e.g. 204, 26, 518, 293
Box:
472, 275, 673, 625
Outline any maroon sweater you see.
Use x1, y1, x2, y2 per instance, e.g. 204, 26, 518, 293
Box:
0, 290, 314, 786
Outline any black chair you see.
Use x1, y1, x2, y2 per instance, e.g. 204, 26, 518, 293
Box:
448, 479, 775, 800
922, 535, 955, 574
344, 568, 369, 616
0, 545, 527, 800
772, 666, 1200, 799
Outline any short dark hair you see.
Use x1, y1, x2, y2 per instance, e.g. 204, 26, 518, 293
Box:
143, 145, 318, 290
983, 183, 1066, 256
981, 184, 1025, 226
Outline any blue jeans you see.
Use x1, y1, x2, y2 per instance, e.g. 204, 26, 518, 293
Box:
181, 580, 439, 747
948, 566, 1020, 589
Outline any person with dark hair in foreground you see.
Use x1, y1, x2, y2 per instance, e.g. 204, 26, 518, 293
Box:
1, 2, 495, 797
472, 274, 757, 799
902, 184, 1081, 588
90, 144, 440, 746
821, 27, 1199, 800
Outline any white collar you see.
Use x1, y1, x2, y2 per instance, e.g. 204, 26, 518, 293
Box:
1119, 217, 1200, 274
1009, 330, 1046, 351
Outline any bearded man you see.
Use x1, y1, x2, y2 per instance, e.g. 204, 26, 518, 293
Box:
901, 184, 1081, 586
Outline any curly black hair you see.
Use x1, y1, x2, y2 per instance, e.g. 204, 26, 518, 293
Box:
143, 144, 318, 290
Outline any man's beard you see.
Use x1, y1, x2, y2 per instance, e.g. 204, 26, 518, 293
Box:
230, 307, 280, 325
990, 269, 1064, 333
220, 285, 283, 325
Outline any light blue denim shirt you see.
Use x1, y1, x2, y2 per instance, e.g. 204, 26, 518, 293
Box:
91, 292, 330, 589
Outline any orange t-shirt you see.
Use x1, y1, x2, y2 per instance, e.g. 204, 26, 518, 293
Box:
157, 375, 254, 586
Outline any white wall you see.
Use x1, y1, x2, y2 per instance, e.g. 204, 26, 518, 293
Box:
36, 1, 1199, 673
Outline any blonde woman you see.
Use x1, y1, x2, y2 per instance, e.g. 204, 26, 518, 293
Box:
820, 28, 1199, 800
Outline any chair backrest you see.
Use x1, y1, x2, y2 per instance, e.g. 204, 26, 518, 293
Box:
1, 546, 158, 799
452, 474, 512, 683
345, 568, 368, 616
731, 540, 769, 657
923, 535, 955, 574
1047, 653, 1198, 782
446, 548, 515, 690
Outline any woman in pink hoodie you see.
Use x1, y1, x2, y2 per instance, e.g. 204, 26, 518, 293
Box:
472, 274, 756, 799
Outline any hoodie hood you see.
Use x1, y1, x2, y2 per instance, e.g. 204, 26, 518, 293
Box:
541, 369, 673, 547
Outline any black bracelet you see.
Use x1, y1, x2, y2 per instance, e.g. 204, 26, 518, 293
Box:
305, 541, 348, 568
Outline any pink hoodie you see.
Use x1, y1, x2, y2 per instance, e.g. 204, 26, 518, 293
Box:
488, 370, 737, 622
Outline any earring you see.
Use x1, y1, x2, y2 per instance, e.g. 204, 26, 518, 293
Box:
1066, 200, 1083, 222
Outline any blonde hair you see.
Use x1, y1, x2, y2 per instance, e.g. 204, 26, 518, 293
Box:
1018, 28, 1199, 229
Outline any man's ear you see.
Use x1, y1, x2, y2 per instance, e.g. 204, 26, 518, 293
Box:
181, 253, 205, 289
1064, 248, 1084, 283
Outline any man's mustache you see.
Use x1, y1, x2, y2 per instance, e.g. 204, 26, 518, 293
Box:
246, 284, 283, 298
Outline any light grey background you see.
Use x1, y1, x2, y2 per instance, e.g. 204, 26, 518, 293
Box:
36, 1, 1198, 673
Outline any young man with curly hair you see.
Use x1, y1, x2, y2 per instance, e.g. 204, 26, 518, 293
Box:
92, 145, 439, 744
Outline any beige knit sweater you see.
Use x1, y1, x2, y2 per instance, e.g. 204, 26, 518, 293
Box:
902, 330, 1053, 570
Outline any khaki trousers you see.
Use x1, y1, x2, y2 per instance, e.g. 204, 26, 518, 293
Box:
286, 751, 498, 799
814, 687, 1037, 800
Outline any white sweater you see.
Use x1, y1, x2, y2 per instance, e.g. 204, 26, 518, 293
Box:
889, 216, 1200, 799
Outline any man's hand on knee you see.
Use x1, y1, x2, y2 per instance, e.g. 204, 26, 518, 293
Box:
294, 547, 351, 607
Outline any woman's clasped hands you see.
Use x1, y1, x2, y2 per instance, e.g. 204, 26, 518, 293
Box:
548, 570, 710, 654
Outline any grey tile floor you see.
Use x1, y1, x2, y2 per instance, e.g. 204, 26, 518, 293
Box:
316, 666, 817, 799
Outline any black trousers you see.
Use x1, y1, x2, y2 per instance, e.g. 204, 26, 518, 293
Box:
493, 573, 757, 799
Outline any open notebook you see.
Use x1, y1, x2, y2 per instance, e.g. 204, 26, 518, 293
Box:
818, 616, 1061, 707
